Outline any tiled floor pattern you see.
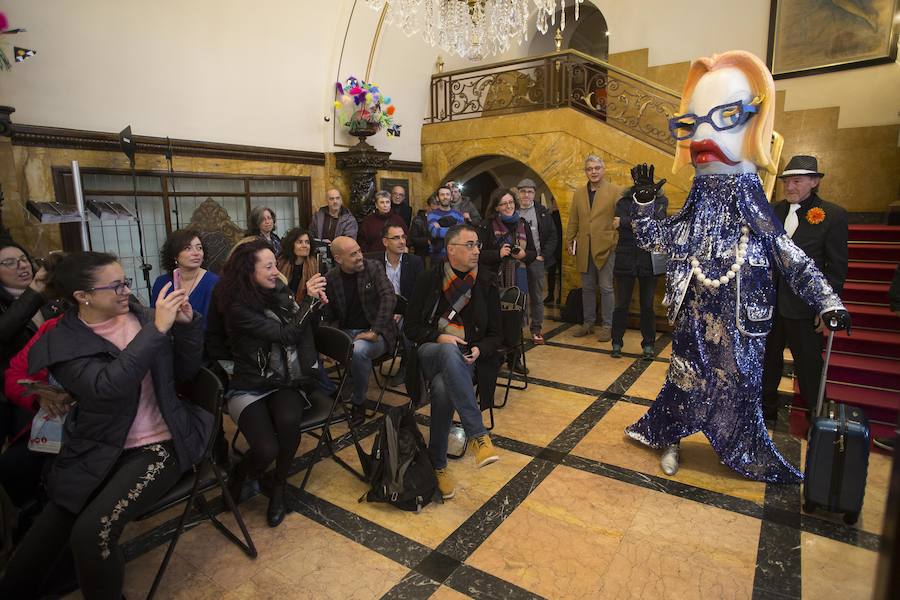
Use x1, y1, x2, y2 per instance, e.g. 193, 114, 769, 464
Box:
66, 311, 890, 599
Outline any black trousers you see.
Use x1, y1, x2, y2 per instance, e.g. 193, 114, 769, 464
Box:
612, 274, 657, 347
0, 441, 180, 600
0, 437, 49, 507
236, 388, 305, 483
762, 315, 824, 418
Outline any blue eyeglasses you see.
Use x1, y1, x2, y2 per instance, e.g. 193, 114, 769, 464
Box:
668, 97, 762, 141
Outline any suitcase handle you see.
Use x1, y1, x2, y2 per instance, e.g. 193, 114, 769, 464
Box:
814, 320, 837, 419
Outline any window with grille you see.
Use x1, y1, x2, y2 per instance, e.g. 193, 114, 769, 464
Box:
52, 168, 312, 304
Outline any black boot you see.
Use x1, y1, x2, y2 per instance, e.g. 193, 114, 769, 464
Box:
267, 484, 286, 527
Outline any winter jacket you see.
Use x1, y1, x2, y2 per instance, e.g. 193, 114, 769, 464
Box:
478, 216, 537, 283
320, 259, 398, 350
614, 190, 668, 277
358, 211, 408, 254
28, 301, 213, 513
519, 202, 559, 268
310, 206, 359, 241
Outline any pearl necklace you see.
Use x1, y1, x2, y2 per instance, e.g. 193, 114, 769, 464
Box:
690, 226, 750, 289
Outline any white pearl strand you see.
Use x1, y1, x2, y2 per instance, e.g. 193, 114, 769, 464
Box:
690, 225, 750, 289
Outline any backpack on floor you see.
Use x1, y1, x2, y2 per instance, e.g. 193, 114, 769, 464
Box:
562, 288, 583, 323
359, 405, 437, 512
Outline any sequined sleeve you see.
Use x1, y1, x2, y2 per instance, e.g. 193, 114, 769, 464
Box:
768, 234, 845, 315
630, 197, 670, 254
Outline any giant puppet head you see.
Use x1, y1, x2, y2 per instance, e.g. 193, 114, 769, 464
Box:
669, 51, 776, 177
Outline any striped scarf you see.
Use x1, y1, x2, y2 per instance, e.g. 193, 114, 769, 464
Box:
438, 261, 477, 340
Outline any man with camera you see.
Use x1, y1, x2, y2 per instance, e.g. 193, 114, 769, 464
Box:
305, 236, 397, 427
404, 224, 502, 500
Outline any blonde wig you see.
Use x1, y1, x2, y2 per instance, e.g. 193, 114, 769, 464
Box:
672, 51, 776, 175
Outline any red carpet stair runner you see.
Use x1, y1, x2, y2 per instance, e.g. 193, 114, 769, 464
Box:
789, 224, 900, 443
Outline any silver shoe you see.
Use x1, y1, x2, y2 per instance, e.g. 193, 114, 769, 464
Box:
660, 444, 680, 476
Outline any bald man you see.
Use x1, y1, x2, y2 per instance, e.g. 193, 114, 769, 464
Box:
306, 236, 396, 427
310, 188, 359, 243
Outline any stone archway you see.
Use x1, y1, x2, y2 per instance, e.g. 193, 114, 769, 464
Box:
527, 1, 609, 61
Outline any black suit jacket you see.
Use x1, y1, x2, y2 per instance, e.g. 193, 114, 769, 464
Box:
772, 193, 848, 319
364, 251, 425, 301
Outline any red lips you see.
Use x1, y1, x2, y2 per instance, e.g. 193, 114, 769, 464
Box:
690, 140, 739, 166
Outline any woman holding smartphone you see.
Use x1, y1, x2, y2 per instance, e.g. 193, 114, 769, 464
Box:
0, 251, 212, 599
151, 229, 219, 328
276, 228, 318, 302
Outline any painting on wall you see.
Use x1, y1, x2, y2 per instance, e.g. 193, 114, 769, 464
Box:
766, 0, 899, 79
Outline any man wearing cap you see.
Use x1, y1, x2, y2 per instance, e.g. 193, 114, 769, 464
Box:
565, 154, 624, 341
762, 155, 848, 422
516, 178, 558, 344
446, 181, 482, 225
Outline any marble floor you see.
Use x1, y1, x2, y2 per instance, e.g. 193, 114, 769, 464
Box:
74, 312, 891, 599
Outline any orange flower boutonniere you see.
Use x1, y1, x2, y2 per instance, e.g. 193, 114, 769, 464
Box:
806, 207, 825, 225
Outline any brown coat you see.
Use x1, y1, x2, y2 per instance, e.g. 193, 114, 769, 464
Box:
565, 179, 625, 272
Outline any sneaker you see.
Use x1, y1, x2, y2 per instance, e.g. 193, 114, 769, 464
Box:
660, 444, 680, 476
532, 333, 545, 345
597, 326, 612, 343
642, 345, 655, 359
572, 324, 594, 338
434, 468, 456, 499
611, 344, 622, 358
469, 434, 500, 468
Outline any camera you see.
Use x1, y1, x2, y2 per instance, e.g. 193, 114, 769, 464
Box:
510, 245, 521, 255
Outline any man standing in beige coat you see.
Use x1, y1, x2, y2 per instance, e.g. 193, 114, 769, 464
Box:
565, 154, 624, 341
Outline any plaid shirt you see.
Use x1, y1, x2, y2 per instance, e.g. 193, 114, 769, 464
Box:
323, 259, 398, 349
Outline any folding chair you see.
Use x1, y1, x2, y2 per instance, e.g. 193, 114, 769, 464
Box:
297, 326, 368, 491
369, 294, 409, 417
136, 367, 256, 600
495, 286, 529, 408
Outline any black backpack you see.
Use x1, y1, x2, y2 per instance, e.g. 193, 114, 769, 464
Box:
562, 287, 583, 323
359, 405, 437, 512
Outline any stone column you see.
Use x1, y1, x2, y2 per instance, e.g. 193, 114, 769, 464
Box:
335, 137, 390, 218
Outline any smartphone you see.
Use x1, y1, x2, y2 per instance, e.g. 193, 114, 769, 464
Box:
457, 343, 471, 357
172, 267, 182, 290
17, 379, 41, 390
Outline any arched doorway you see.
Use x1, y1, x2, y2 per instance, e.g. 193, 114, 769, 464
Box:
441, 154, 555, 219
527, 1, 609, 61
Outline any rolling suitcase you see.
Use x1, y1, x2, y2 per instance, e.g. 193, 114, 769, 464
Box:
803, 328, 870, 525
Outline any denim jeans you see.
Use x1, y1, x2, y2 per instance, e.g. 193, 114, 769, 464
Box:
345, 329, 387, 406
418, 342, 487, 469
526, 260, 547, 334
581, 250, 615, 327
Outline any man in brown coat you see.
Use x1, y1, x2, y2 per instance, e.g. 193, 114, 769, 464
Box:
565, 154, 624, 341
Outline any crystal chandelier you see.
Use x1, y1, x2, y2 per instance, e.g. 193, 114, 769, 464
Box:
366, 0, 583, 61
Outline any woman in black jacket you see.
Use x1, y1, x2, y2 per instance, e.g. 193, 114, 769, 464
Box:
478, 188, 536, 288
0, 251, 213, 600
217, 239, 318, 527
611, 189, 668, 359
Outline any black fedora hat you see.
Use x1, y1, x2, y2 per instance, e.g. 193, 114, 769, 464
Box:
779, 155, 824, 178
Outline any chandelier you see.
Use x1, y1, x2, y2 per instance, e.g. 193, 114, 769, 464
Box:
365, 0, 583, 61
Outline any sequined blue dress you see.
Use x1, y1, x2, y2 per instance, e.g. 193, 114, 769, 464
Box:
624, 174, 844, 483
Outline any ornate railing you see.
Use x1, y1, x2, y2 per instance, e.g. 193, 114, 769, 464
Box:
430, 49, 681, 154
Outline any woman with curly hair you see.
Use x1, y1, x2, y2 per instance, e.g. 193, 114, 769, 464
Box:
150, 228, 219, 328
276, 228, 318, 302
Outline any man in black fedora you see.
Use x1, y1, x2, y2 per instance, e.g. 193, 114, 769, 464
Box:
762, 155, 849, 422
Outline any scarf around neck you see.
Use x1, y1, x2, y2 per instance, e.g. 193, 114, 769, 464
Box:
438, 261, 477, 339
491, 213, 527, 288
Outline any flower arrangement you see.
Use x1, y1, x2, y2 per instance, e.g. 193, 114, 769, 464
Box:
334, 76, 400, 137
806, 207, 825, 225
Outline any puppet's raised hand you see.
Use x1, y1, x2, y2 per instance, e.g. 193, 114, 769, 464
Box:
631, 163, 666, 203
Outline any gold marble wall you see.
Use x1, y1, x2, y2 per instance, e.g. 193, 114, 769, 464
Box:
0, 140, 422, 251
421, 107, 694, 299
609, 49, 900, 214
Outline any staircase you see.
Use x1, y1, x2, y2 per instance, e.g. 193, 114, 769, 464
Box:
789, 224, 900, 442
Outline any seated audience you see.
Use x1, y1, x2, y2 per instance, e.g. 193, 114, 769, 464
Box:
151, 228, 219, 328
366, 223, 424, 385
611, 186, 667, 358
427, 185, 465, 260
217, 239, 318, 527
310, 188, 358, 243
0, 251, 213, 599
480, 188, 536, 374
247, 206, 282, 254
404, 224, 501, 500
358, 191, 408, 254
390, 185, 412, 228
305, 236, 396, 427
447, 180, 482, 224
409, 194, 436, 259
276, 227, 317, 302
0, 242, 65, 444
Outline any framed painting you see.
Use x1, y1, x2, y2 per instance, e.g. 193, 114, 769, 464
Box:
767, 0, 900, 79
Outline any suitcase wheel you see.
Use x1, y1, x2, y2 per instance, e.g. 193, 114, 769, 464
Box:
803, 501, 816, 514
843, 511, 859, 526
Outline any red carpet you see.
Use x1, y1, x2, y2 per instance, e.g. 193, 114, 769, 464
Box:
790, 224, 899, 442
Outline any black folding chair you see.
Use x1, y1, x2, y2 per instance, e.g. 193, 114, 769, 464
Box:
495, 287, 529, 408
297, 326, 368, 491
369, 294, 409, 417
136, 367, 256, 600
